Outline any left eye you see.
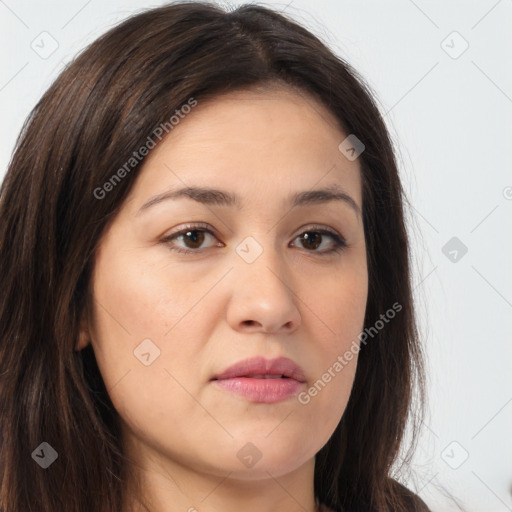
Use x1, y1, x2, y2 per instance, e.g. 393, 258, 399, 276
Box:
291, 230, 346, 253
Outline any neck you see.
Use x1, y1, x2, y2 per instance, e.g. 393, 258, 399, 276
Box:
122, 453, 320, 512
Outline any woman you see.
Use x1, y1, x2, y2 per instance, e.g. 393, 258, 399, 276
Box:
0, 2, 430, 511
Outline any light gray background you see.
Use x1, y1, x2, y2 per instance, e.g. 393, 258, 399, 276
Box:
1, 1, 511, 511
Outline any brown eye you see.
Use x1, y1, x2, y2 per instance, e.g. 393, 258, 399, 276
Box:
161, 223, 221, 254
299, 232, 322, 250
178, 230, 206, 249
292, 228, 346, 254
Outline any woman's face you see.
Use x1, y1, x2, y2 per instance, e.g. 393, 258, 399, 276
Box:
79, 87, 368, 483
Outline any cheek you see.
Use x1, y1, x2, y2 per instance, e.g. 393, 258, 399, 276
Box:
86, 267, 159, 389
87, 231, 232, 397
87, 257, 214, 443
300, 259, 367, 421
313, 258, 368, 350
90, 233, 221, 342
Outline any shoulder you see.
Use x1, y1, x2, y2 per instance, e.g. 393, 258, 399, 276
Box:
391, 480, 431, 512
319, 504, 344, 512
318, 481, 432, 512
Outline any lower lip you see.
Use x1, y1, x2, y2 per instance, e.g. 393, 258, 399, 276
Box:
212, 377, 305, 403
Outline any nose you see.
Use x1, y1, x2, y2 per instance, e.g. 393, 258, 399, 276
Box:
226, 242, 302, 334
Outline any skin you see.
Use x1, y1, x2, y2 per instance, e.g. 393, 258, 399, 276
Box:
77, 85, 368, 512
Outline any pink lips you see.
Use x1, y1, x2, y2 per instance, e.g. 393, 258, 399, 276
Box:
210, 356, 306, 404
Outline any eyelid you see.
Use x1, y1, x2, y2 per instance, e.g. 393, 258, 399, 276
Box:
292, 223, 342, 239
165, 221, 216, 236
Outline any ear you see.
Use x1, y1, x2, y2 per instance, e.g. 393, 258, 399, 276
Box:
75, 303, 91, 352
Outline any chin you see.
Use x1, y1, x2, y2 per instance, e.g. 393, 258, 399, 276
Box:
213, 436, 315, 479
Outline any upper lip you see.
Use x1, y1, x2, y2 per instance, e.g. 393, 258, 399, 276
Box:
211, 356, 306, 383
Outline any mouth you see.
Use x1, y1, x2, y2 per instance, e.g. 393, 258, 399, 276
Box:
210, 356, 306, 403
212, 373, 293, 380
211, 356, 306, 382
211, 375, 305, 403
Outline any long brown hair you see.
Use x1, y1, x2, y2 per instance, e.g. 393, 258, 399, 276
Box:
0, 2, 429, 511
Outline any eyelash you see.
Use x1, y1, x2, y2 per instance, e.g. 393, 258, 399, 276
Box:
160, 222, 347, 256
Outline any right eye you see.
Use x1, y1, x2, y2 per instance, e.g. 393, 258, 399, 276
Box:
160, 223, 223, 254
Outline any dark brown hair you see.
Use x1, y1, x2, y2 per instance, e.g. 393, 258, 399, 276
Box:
0, 2, 429, 511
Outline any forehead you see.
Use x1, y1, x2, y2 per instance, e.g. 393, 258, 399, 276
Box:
124, 86, 362, 210
167, 85, 347, 147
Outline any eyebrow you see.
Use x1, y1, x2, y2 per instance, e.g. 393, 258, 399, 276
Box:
136, 183, 361, 218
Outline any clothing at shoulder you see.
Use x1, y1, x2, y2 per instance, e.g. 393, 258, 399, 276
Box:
319, 502, 376, 512
319, 503, 344, 512
319, 505, 357, 512
393, 480, 432, 512
318, 488, 432, 512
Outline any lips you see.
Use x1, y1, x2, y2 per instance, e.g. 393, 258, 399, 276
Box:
210, 356, 307, 404
211, 356, 306, 383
